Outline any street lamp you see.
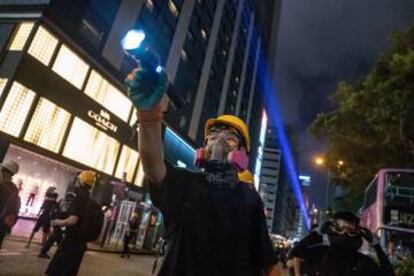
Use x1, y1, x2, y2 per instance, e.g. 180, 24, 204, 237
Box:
313, 156, 345, 219
315, 157, 324, 166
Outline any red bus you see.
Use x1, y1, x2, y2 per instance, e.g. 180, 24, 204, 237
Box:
359, 169, 414, 259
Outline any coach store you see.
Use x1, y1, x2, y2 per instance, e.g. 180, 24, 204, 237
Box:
0, 21, 146, 217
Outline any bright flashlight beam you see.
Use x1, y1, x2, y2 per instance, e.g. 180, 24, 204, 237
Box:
252, 36, 310, 230
122, 29, 146, 50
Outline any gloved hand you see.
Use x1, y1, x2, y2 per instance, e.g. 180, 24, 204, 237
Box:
360, 227, 379, 246
125, 66, 168, 111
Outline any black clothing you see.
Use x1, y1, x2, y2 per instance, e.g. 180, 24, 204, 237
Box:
0, 181, 20, 248
291, 232, 394, 276
41, 199, 71, 255
0, 181, 20, 231
33, 199, 56, 233
46, 187, 90, 276
149, 163, 278, 276
122, 218, 140, 256
41, 227, 63, 255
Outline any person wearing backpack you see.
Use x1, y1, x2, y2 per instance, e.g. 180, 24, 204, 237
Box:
46, 170, 100, 276
0, 160, 20, 250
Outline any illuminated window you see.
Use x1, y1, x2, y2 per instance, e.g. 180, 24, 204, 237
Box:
201, 29, 207, 40
115, 145, 139, 182
134, 162, 145, 187
84, 70, 132, 122
52, 45, 89, 89
0, 82, 35, 137
0, 78, 8, 98
9, 22, 34, 51
129, 108, 138, 125
146, 0, 154, 11
181, 49, 187, 61
63, 117, 120, 174
28, 26, 59, 66
168, 1, 179, 17
24, 98, 71, 153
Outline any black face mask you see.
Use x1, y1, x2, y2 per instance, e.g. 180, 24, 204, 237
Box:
329, 234, 363, 253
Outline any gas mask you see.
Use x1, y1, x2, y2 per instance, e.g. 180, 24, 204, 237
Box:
325, 219, 363, 253
194, 125, 248, 172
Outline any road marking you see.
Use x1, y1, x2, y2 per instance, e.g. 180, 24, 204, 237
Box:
0, 252, 22, 256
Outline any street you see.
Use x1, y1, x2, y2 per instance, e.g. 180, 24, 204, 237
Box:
0, 239, 157, 276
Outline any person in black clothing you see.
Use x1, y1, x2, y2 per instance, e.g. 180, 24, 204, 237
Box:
27, 190, 58, 248
38, 192, 76, 259
0, 161, 20, 250
120, 212, 140, 258
290, 211, 395, 276
46, 170, 96, 276
125, 64, 280, 275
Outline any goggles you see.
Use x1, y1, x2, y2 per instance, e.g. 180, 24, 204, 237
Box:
329, 219, 361, 237
205, 124, 242, 143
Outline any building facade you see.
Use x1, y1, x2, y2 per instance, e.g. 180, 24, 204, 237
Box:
0, 0, 281, 236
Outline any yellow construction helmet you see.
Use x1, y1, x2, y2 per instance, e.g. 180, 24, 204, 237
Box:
77, 170, 96, 187
205, 115, 250, 152
238, 170, 254, 184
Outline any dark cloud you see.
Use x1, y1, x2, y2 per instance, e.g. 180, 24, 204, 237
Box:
274, 0, 414, 206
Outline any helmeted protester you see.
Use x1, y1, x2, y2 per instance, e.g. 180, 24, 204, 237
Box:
27, 188, 58, 248
38, 192, 77, 258
290, 211, 395, 276
46, 170, 103, 276
0, 160, 20, 249
125, 63, 280, 275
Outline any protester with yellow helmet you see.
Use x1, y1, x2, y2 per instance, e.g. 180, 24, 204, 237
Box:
46, 170, 101, 275
125, 63, 280, 275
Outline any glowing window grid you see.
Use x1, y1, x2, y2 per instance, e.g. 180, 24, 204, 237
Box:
24, 98, 71, 153
52, 45, 89, 89
0, 82, 35, 137
115, 145, 139, 182
28, 26, 59, 66
63, 117, 120, 174
9, 22, 34, 51
0, 78, 8, 98
129, 108, 137, 125
134, 162, 145, 187
84, 70, 132, 122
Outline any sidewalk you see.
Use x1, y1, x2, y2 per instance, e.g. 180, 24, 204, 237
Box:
8, 218, 156, 256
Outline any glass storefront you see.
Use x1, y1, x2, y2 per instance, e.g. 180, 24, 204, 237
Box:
3, 144, 79, 218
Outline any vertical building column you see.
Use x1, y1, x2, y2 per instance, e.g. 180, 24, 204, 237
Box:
217, 0, 244, 115
246, 37, 261, 126
101, 0, 145, 70
235, 12, 254, 117
187, 0, 225, 140
161, 0, 196, 110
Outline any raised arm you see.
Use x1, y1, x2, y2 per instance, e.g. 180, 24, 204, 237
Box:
125, 67, 168, 185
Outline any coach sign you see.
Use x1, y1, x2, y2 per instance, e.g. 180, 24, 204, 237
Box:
88, 109, 118, 133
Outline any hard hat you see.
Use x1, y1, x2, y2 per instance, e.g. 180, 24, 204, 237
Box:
205, 115, 250, 152
238, 170, 254, 184
0, 160, 19, 175
77, 170, 96, 187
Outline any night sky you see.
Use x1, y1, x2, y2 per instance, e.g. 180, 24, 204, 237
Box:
274, 0, 414, 207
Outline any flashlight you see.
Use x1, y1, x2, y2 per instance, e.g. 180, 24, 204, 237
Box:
121, 29, 163, 75
123, 29, 185, 141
